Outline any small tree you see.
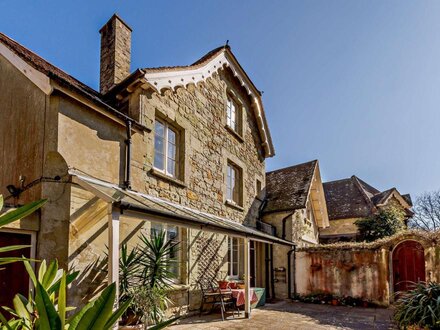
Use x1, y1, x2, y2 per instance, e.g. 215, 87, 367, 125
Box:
409, 190, 440, 231
355, 207, 405, 242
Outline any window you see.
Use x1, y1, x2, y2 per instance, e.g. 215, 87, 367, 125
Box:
226, 96, 241, 134
226, 162, 241, 205
154, 119, 178, 178
256, 179, 262, 197
150, 223, 180, 280
228, 237, 240, 278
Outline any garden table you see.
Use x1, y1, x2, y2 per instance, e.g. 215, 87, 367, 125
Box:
222, 288, 258, 306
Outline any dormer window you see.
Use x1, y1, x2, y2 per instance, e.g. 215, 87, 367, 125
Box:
154, 119, 179, 178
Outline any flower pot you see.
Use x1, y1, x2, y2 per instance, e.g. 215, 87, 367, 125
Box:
331, 299, 339, 306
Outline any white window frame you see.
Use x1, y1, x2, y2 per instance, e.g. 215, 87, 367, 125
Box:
154, 119, 179, 178
228, 237, 240, 279
226, 162, 241, 205
226, 96, 240, 133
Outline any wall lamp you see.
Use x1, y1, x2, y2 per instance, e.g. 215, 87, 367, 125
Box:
6, 185, 22, 198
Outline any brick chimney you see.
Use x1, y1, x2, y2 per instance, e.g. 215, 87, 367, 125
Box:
99, 14, 132, 94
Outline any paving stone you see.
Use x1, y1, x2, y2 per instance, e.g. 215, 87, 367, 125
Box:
171, 301, 396, 329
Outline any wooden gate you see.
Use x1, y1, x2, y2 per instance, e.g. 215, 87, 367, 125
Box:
392, 240, 426, 293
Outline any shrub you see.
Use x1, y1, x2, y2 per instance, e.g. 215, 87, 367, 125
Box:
355, 207, 405, 242
394, 282, 440, 329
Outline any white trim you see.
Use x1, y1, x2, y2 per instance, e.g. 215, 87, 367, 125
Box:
142, 49, 273, 157
0, 43, 52, 95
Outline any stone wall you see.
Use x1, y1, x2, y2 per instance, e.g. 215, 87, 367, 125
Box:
130, 69, 266, 226
296, 231, 440, 305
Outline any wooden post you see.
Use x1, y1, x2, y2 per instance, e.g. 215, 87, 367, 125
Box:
108, 205, 120, 301
244, 237, 251, 318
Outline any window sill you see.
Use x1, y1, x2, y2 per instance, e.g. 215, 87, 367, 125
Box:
225, 125, 244, 143
150, 168, 187, 188
225, 200, 244, 212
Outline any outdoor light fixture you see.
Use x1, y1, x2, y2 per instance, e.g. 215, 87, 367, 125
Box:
6, 184, 22, 197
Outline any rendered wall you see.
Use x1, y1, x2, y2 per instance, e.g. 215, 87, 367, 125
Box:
296, 231, 440, 305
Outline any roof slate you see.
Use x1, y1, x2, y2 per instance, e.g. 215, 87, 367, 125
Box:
0, 32, 147, 131
323, 176, 412, 220
263, 160, 317, 213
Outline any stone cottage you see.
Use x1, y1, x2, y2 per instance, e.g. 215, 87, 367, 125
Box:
260, 160, 329, 298
319, 175, 413, 243
0, 14, 294, 315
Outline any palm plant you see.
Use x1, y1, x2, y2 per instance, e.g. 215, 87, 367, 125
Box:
394, 281, 440, 329
138, 231, 180, 289
119, 243, 141, 302
0, 195, 47, 265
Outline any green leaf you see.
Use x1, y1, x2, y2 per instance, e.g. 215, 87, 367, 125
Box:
48, 271, 79, 295
0, 245, 30, 254
58, 273, 66, 329
0, 199, 47, 228
0, 257, 31, 266
74, 284, 116, 330
67, 301, 93, 330
23, 260, 37, 288
38, 260, 47, 283
0, 195, 3, 213
12, 294, 30, 319
148, 316, 180, 330
42, 260, 58, 289
103, 297, 132, 329
35, 282, 61, 330
0, 312, 13, 330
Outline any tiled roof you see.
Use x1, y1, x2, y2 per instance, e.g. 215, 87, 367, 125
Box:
323, 176, 375, 220
263, 160, 317, 213
0, 32, 147, 130
323, 176, 412, 220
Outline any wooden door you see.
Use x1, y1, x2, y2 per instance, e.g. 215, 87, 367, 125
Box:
392, 240, 425, 293
0, 232, 31, 309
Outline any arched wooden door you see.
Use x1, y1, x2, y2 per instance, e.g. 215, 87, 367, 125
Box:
392, 240, 425, 293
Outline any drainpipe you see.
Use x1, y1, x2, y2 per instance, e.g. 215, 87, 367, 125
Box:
270, 244, 275, 299
282, 212, 294, 240
124, 120, 132, 189
287, 245, 297, 299
265, 244, 270, 298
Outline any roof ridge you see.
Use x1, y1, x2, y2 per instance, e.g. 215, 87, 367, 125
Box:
351, 176, 377, 212
266, 159, 317, 175
142, 45, 226, 72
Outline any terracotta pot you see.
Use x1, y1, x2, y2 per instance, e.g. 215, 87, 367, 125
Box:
331, 299, 339, 306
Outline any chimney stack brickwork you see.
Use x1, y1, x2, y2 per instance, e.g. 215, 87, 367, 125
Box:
99, 14, 132, 94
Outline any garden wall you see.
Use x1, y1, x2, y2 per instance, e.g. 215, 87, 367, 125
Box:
295, 231, 440, 305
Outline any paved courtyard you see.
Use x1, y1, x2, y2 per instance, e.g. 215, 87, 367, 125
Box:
171, 301, 395, 330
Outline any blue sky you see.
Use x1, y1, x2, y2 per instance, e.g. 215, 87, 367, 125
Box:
1, 0, 439, 197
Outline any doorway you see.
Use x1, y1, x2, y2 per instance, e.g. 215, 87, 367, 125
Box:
392, 240, 426, 293
0, 231, 32, 309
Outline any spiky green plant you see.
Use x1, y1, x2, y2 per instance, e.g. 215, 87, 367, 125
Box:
119, 243, 141, 302
138, 231, 180, 289
0, 259, 131, 330
0, 195, 47, 265
394, 281, 440, 329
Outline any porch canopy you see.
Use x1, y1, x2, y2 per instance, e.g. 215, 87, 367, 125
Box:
70, 170, 294, 317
